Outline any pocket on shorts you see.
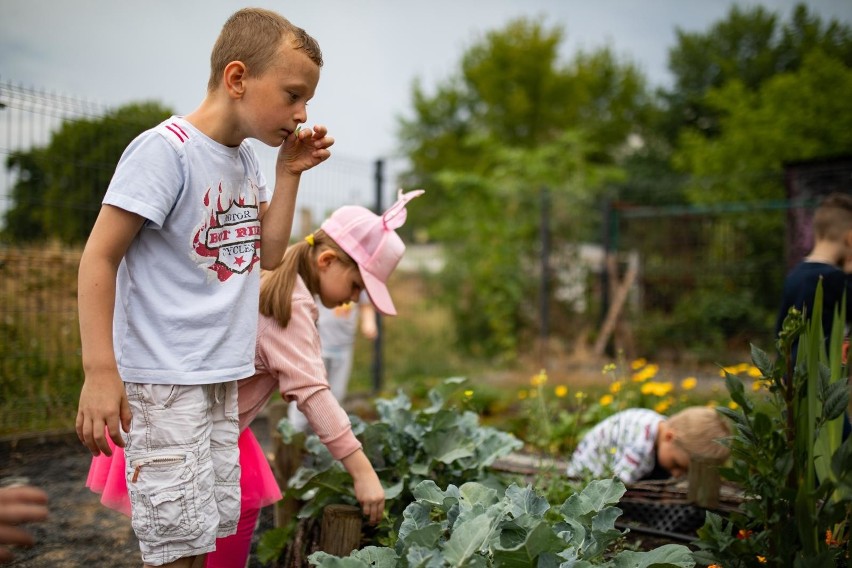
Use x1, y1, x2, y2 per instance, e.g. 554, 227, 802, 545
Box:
128, 450, 203, 543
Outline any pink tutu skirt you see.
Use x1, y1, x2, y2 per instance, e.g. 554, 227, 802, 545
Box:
86, 426, 282, 517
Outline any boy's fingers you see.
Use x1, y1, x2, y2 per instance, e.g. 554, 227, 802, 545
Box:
91, 420, 113, 456
120, 398, 132, 435
107, 418, 125, 450
76, 414, 99, 455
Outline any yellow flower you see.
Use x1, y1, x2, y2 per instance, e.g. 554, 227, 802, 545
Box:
747, 365, 762, 378
728, 400, 739, 410
632, 364, 659, 383
752, 380, 763, 392
680, 377, 697, 390
609, 381, 623, 394
599, 394, 613, 406
654, 399, 671, 413
757, 556, 767, 564
631, 358, 647, 370
531, 369, 548, 386
602, 363, 617, 374
575, 391, 586, 400
518, 390, 528, 400
555, 385, 568, 398
464, 389, 474, 398
641, 381, 673, 397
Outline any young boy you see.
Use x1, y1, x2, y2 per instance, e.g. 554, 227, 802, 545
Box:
75, 8, 332, 568
775, 192, 852, 353
565, 407, 730, 484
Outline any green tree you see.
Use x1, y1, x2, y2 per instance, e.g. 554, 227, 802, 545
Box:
3, 101, 173, 243
397, 17, 645, 357
661, 3, 852, 143
674, 49, 852, 205
399, 17, 649, 227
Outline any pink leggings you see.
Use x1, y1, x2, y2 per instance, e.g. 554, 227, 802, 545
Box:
205, 507, 261, 568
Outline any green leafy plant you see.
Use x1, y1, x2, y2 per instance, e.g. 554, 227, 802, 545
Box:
693, 283, 852, 566
308, 478, 694, 567
262, 378, 524, 562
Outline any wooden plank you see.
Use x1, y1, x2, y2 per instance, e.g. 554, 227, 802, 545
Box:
593, 254, 639, 357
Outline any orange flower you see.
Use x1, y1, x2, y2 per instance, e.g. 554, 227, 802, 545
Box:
737, 529, 752, 540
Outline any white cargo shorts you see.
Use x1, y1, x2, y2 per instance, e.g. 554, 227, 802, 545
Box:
123, 381, 240, 566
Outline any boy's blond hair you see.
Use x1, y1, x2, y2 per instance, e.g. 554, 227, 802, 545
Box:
259, 230, 356, 327
813, 192, 852, 242
666, 406, 730, 461
208, 7, 323, 92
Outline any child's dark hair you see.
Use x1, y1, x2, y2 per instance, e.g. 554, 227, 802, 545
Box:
208, 8, 323, 92
259, 230, 356, 327
813, 192, 852, 241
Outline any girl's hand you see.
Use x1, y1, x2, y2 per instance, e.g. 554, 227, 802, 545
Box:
353, 472, 385, 526
276, 125, 334, 177
341, 449, 385, 525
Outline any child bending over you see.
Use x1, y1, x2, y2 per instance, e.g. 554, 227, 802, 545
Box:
566, 407, 730, 484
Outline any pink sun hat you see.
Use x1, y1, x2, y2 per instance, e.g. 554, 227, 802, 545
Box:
321, 189, 425, 316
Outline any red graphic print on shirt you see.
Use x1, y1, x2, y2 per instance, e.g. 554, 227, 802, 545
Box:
193, 181, 261, 282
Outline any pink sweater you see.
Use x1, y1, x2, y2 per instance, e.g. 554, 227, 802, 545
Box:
237, 276, 362, 461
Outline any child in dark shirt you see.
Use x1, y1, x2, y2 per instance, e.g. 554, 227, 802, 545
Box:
776, 192, 852, 356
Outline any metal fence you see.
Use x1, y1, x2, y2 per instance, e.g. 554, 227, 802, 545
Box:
3, 78, 849, 435
0, 80, 409, 433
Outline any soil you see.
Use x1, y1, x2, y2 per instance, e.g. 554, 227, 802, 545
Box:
0, 366, 714, 568
1, 429, 694, 567
0, 430, 274, 568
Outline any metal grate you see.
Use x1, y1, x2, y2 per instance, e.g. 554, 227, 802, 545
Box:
618, 498, 706, 536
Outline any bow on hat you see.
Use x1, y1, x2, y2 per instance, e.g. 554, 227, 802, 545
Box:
382, 188, 425, 230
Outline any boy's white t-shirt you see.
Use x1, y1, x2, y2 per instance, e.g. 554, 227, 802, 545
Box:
103, 117, 268, 385
566, 408, 662, 483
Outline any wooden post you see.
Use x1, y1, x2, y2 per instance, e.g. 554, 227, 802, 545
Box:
687, 456, 721, 509
267, 400, 304, 527
319, 504, 362, 557
593, 253, 639, 357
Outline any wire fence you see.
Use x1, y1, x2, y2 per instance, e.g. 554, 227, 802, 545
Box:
0, 80, 411, 434
3, 78, 851, 435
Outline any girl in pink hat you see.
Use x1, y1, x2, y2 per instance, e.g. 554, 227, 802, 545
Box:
87, 189, 423, 566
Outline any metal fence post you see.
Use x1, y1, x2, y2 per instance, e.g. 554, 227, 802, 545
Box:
371, 158, 384, 394
539, 186, 551, 365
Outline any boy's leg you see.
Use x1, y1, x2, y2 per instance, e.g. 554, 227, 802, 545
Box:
209, 380, 241, 540
124, 382, 237, 567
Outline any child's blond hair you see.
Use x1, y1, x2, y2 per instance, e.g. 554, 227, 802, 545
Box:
208, 7, 323, 92
813, 192, 852, 242
666, 406, 731, 461
259, 230, 356, 327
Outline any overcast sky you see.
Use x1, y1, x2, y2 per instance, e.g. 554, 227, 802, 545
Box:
1, 1, 850, 226
3, 0, 850, 162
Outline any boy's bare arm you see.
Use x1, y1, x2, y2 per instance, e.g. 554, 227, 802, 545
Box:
260, 125, 334, 269
76, 205, 144, 456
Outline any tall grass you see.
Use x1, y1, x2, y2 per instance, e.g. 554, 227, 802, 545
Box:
0, 243, 82, 435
